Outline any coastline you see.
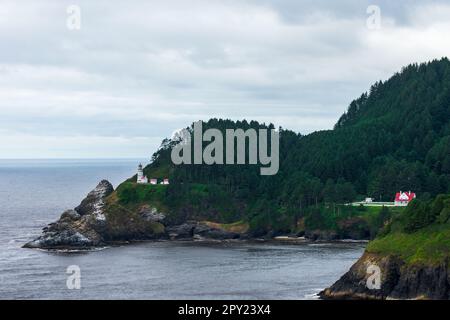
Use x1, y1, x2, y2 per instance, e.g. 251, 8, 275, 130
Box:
23, 180, 373, 251
24, 236, 368, 253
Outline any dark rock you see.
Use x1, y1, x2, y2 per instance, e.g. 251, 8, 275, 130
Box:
60, 210, 81, 221
194, 223, 239, 240
320, 252, 450, 300
166, 222, 240, 240
138, 205, 166, 222
305, 230, 338, 241
23, 230, 99, 249
390, 263, 449, 299
296, 230, 305, 237
166, 223, 196, 240
23, 180, 113, 249
74, 180, 113, 216
337, 217, 371, 240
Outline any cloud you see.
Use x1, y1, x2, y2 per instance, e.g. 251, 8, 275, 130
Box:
0, 0, 450, 157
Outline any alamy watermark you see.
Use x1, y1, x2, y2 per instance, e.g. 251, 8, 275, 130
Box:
66, 5, 81, 30
366, 264, 381, 290
366, 5, 381, 30
171, 121, 279, 175
66, 265, 81, 290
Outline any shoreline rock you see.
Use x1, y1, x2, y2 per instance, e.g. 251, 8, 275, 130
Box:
319, 251, 450, 300
23, 180, 114, 249
23, 180, 244, 250
166, 221, 241, 240
23, 180, 372, 251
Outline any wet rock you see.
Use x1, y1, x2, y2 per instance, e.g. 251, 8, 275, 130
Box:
74, 180, 113, 216
23, 230, 98, 249
23, 180, 113, 249
60, 209, 81, 221
139, 205, 166, 222
166, 223, 196, 240
166, 222, 240, 240
320, 252, 450, 300
305, 230, 338, 241
194, 224, 240, 240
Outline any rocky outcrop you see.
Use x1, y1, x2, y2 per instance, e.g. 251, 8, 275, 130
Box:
74, 180, 114, 219
166, 221, 240, 240
23, 180, 114, 249
24, 230, 97, 248
320, 251, 450, 300
304, 230, 339, 241
303, 217, 371, 241
138, 205, 166, 222
24, 181, 243, 249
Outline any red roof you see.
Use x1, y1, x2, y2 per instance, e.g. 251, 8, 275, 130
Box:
395, 191, 416, 202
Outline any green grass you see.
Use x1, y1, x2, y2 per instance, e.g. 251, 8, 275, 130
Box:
365, 195, 450, 266
304, 204, 404, 231
114, 181, 243, 224
103, 202, 165, 240
367, 224, 450, 265
116, 182, 167, 204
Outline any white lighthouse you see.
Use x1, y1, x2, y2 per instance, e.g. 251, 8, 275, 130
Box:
137, 163, 148, 184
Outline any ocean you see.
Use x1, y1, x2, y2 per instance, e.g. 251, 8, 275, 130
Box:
0, 159, 364, 299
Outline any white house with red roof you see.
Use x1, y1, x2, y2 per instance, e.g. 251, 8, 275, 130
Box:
394, 191, 416, 206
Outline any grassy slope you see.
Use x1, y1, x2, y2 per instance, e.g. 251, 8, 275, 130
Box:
300, 204, 405, 238
367, 224, 450, 265
367, 195, 450, 265
113, 181, 244, 225
102, 188, 166, 240
109, 178, 404, 238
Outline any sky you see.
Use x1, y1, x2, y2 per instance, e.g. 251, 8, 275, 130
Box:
1, 0, 450, 158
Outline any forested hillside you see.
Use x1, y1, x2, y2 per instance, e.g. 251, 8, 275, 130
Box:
320, 193, 450, 300
121, 58, 450, 236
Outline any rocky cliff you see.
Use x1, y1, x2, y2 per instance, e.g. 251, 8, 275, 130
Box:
320, 251, 450, 300
23, 180, 114, 249
23, 180, 243, 249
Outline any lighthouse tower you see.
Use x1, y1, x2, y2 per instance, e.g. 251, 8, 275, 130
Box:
137, 163, 148, 184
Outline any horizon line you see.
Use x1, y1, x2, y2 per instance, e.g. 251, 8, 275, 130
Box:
0, 157, 149, 160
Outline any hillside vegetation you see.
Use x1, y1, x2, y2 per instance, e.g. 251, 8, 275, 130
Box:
114, 58, 450, 237
367, 194, 450, 265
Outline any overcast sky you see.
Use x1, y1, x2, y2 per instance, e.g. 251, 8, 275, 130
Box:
1, 0, 450, 158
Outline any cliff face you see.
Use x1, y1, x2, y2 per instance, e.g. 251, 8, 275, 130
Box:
321, 193, 450, 300
23, 180, 172, 249
23, 180, 242, 249
23, 180, 115, 249
320, 252, 450, 300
